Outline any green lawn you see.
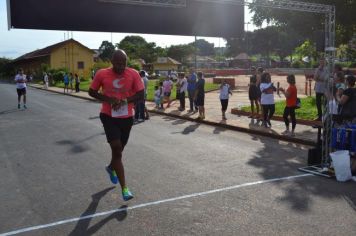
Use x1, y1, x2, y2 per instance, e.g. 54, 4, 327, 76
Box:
53, 80, 220, 101
241, 96, 318, 120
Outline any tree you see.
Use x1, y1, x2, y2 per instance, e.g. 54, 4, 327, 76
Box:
98, 41, 115, 61
167, 44, 195, 62
189, 39, 215, 56
294, 40, 318, 62
117, 36, 165, 63
249, 0, 356, 46
0, 57, 14, 77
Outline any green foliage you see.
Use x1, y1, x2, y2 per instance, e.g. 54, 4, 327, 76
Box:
250, 0, 356, 46
291, 60, 304, 68
167, 44, 195, 62
98, 41, 115, 61
242, 96, 318, 120
48, 68, 68, 84
117, 36, 165, 63
127, 59, 142, 71
189, 39, 215, 56
0, 57, 15, 77
92, 60, 111, 71
294, 40, 318, 61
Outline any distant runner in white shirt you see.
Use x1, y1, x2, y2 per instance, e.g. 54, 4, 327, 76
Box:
14, 68, 27, 109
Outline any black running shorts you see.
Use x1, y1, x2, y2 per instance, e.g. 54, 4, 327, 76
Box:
100, 113, 133, 145
16, 88, 26, 96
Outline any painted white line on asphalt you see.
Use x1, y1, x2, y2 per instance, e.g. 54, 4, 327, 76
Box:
0, 173, 312, 236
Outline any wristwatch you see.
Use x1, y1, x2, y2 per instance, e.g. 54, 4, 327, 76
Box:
121, 98, 128, 105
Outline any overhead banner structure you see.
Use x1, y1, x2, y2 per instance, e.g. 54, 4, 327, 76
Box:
7, 0, 244, 37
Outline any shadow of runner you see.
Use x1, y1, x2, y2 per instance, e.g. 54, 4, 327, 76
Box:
69, 187, 127, 236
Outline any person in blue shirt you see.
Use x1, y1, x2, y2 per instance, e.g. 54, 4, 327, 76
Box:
63, 72, 69, 94
187, 68, 197, 112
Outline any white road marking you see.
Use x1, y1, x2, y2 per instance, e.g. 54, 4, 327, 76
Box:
0, 174, 312, 236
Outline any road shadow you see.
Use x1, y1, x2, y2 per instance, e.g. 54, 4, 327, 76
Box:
213, 121, 227, 134
247, 134, 356, 213
69, 187, 127, 236
56, 132, 104, 154
0, 108, 21, 115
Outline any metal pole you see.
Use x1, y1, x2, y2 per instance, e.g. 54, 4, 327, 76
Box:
194, 35, 197, 69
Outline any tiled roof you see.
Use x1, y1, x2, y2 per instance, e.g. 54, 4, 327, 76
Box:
13, 39, 94, 62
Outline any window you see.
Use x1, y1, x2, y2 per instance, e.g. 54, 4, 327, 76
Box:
77, 61, 84, 69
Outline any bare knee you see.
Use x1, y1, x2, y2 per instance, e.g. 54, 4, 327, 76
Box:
110, 140, 123, 159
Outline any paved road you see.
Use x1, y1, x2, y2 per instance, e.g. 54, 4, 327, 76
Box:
0, 83, 355, 236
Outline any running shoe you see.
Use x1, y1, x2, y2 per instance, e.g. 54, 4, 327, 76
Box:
105, 166, 119, 184
23, 104, 27, 109
122, 187, 134, 201
281, 130, 290, 135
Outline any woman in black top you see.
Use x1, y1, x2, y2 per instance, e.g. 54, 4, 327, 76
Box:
248, 67, 261, 119
336, 75, 356, 123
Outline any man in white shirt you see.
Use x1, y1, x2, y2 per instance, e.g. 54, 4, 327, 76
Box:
178, 73, 188, 111
14, 69, 27, 109
43, 72, 49, 89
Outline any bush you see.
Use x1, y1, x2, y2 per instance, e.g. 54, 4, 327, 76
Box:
291, 60, 304, 68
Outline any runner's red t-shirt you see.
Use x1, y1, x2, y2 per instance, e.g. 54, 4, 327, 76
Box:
90, 67, 144, 118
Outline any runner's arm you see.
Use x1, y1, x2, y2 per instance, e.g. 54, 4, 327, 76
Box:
88, 88, 119, 105
126, 89, 144, 104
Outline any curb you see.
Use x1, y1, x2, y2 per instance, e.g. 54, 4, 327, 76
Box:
30, 84, 316, 146
29, 85, 98, 102
148, 109, 316, 147
231, 108, 322, 127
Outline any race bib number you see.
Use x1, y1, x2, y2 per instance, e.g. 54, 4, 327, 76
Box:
111, 104, 128, 117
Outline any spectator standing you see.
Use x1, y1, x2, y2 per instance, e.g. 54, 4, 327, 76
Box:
279, 75, 298, 136
162, 76, 173, 109
248, 67, 260, 119
14, 69, 27, 109
220, 80, 233, 120
178, 73, 187, 111
69, 73, 74, 92
187, 68, 197, 112
336, 75, 356, 124
63, 72, 69, 94
43, 72, 49, 89
135, 70, 148, 121
194, 72, 205, 120
154, 85, 161, 109
260, 72, 276, 128
313, 58, 329, 120
75, 74, 80, 92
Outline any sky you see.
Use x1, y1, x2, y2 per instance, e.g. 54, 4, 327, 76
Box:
0, 1, 258, 59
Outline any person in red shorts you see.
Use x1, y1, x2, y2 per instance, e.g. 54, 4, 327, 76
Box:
89, 50, 144, 201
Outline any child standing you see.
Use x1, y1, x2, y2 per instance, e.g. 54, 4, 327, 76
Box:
154, 85, 161, 109
219, 80, 232, 120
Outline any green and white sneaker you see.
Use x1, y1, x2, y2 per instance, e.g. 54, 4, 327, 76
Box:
122, 187, 134, 201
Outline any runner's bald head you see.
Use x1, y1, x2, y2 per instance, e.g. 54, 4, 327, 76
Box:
111, 49, 127, 74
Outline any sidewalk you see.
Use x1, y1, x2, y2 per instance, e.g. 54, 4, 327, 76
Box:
30, 84, 317, 146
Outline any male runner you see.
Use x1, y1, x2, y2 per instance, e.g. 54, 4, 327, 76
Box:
14, 69, 27, 109
89, 50, 144, 201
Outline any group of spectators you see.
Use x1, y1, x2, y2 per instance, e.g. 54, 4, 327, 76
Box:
63, 72, 81, 93
153, 69, 206, 120
248, 67, 298, 136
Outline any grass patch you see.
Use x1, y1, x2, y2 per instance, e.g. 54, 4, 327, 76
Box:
241, 96, 318, 120
53, 80, 220, 101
